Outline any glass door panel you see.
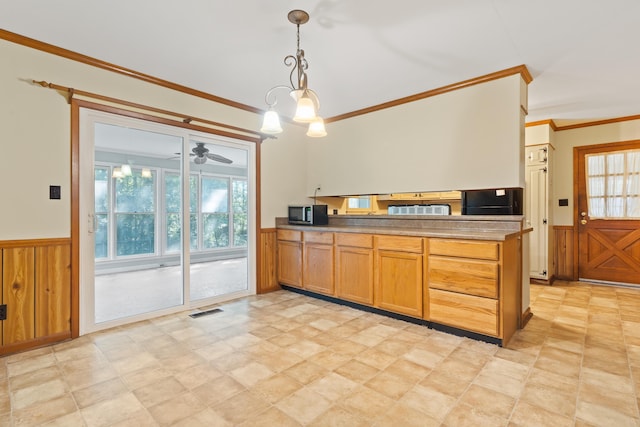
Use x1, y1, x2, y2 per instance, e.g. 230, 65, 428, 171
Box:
188, 138, 249, 301
93, 123, 184, 323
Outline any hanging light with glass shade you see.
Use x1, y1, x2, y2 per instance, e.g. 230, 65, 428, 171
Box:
260, 10, 327, 138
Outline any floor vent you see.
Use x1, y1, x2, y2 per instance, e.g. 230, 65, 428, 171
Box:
189, 308, 223, 319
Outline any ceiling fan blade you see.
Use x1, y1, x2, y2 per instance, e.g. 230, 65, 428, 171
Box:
194, 156, 207, 165
206, 153, 233, 164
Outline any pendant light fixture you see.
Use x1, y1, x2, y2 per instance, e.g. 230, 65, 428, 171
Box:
260, 10, 327, 138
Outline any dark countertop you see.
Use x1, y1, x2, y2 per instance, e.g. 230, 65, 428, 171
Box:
277, 215, 531, 241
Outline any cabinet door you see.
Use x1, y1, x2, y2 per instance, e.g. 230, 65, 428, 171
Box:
303, 243, 334, 295
277, 240, 303, 287
336, 246, 374, 305
429, 288, 499, 337
526, 166, 549, 278
2, 247, 35, 345
375, 250, 423, 318
35, 244, 71, 337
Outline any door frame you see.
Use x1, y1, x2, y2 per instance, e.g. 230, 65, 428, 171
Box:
70, 99, 263, 337
572, 139, 640, 282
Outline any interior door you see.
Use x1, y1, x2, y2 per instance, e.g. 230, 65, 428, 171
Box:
576, 141, 640, 285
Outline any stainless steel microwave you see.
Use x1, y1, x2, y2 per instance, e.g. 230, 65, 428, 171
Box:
288, 205, 329, 225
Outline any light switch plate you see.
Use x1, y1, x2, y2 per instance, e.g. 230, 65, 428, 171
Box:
50, 185, 61, 200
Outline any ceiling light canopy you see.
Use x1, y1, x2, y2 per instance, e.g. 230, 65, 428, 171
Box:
261, 10, 327, 138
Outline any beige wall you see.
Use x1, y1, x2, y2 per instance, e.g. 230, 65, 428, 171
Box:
2, 38, 528, 238
307, 74, 527, 197
0, 38, 308, 236
526, 119, 640, 226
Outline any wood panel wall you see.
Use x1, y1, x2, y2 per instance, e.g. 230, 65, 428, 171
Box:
554, 226, 575, 281
259, 229, 280, 294
0, 238, 71, 355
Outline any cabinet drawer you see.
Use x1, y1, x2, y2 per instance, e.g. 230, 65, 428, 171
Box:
375, 235, 423, 253
336, 233, 373, 248
429, 289, 499, 337
429, 256, 498, 298
429, 239, 499, 260
304, 231, 334, 244
277, 229, 302, 242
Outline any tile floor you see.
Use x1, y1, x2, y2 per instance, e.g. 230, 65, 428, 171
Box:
1, 280, 640, 426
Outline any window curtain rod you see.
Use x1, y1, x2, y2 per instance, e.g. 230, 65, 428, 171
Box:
32, 80, 273, 139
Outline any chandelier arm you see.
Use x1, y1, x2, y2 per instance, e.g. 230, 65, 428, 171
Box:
264, 85, 294, 107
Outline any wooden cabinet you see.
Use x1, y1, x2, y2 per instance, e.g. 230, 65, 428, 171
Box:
374, 235, 424, 318
275, 225, 523, 346
276, 229, 302, 288
335, 233, 374, 305
427, 238, 520, 345
303, 231, 334, 295
1, 239, 71, 355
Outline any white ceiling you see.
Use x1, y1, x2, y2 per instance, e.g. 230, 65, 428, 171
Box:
2, 0, 640, 126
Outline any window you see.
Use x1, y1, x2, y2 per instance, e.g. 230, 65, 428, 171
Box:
586, 149, 640, 218
346, 195, 373, 213
97, 165, 247, 261
94, 167, 110, 259
114, 169, 156, 256
233, 179, 248, 246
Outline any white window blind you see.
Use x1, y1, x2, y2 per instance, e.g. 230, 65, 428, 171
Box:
586, 149, 640, 218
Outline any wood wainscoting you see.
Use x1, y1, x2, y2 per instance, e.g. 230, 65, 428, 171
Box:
259, 228, 280, 294
554, 226, 576, 281
0, 238, 72, 355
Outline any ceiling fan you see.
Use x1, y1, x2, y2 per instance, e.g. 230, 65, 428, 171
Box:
183, 142, 233, 164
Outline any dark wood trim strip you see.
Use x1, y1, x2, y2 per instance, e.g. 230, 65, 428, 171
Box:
325, 65, 532, 123
0, 29, 261, 114
521, 307, 533, 328
555, 114, 640, 131
0, 332, 72, 356
525, 119, 558, 130
0, 238, 71, 248
527, 115, 640, 132
34, 80, 265, 138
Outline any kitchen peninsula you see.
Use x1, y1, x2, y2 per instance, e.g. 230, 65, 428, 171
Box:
276, 214, 529, 346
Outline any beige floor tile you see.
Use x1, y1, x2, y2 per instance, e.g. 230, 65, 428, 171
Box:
400, 383, 458, 421
133, 376, 188, 408
458, 383, 515, 419
80, 392, 146, 427
238, 406, 301, 427
419, 370, 471, 398
510, 400, 574, 427
283, 360, 329, 385
334, 359, 381, 383
4, 283, 640, 426
147, 391, 207, 426
250, 373, 303, 404
307, 405, 370, 427
365, 370, 414, 399
520, 382, 576, 418
191, 374, 245, 406
306, 372, 359, 402
444, 402, 509, 427
213, 389, 271, 425
276, 387, 333, 424
376, 401, 441, 427
576, 400, 639, 427
339, 384, 395, 420
12, 394, 78, 426
73, 377, 128, 409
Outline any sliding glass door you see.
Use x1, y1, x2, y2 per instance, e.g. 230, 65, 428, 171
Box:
79, 109, 254, 334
